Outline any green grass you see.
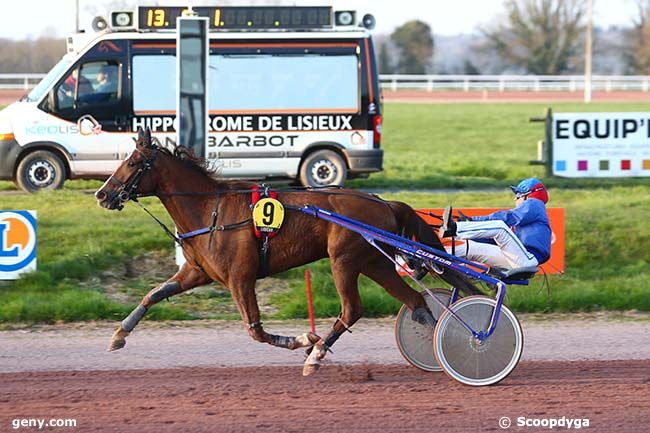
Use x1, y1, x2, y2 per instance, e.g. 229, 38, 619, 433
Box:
272, 185, 650, 317
349, 102, 650, 190
0, 192, 193, 323
1, 101, 649, 323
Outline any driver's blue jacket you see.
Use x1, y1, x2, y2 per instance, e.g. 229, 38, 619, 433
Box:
470, 198, 552, 264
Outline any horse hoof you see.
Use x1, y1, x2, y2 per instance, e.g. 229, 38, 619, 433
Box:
302, 363, 320, 376
292, 332, 322, 350
108, 339, 126, 352
107, 328, 130, 352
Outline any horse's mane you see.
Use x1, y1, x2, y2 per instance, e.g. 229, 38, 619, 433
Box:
159, 144, 253, 190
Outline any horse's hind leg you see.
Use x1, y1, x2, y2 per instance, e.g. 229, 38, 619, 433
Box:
362, 256, 437, 328
303, 258, 364, 376
108, 263, 211, 351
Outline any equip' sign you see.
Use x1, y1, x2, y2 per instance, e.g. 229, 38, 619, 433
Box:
552, 112, 650, 177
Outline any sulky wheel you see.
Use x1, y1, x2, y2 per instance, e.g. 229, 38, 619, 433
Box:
395, 288, 453, 372
433, 296, 523, 386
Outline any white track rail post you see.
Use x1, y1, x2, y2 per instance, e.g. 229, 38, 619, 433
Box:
584, 0, 593, 103
175, 10, 209, 266
177, 11, 209, 158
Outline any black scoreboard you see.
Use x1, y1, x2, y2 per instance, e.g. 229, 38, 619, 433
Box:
137, 6, 333, 30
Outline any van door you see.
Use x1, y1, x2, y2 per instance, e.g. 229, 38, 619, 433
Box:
45, 59, 127, 175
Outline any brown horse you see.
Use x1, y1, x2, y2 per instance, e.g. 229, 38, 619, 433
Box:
95, 128, 470, 375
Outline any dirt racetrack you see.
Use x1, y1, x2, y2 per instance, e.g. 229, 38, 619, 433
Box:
1, 317, 650, 433
1, 360, 648, 433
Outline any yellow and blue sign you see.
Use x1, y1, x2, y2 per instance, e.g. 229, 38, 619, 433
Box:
0, 210, 37, 280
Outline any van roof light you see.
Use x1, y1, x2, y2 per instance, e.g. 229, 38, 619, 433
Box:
111, 11, 135, 29
334, 11, 355, 27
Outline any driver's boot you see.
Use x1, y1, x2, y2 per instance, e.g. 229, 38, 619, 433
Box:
438, 205, 457, 238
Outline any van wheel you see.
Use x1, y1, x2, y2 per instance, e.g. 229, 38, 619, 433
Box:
15, 150, 66, 193
299, 150, 347, 187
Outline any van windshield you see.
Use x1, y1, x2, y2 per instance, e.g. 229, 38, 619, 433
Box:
25, 56, 73, 102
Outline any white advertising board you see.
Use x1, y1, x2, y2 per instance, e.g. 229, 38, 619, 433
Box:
552, 112, 650, 177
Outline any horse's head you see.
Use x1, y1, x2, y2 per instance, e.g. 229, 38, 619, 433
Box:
95, 128, 160, 210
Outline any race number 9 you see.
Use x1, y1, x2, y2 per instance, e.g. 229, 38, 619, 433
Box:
253, 198, 285, 231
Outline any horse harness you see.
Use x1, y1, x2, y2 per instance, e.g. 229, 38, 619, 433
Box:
251, 184, 279, 278
112, 144, 391, 279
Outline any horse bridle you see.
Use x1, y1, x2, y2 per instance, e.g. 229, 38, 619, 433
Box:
105, 145, 159, 210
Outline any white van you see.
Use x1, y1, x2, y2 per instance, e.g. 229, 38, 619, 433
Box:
0, 6, 383, 192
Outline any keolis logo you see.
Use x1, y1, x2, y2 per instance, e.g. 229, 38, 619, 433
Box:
0, 211, 37, 278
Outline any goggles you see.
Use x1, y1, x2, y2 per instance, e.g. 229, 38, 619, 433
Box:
513, 186, 545, 199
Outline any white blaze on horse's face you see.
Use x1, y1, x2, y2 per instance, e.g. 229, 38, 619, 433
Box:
124, 149, 136, 161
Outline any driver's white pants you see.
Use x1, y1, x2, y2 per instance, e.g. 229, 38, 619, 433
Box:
446, 220, 538, 271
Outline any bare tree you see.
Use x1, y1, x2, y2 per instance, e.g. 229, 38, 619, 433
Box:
0, 37, 65, 73
623, 1, 650, 73
483, 0, 588, 74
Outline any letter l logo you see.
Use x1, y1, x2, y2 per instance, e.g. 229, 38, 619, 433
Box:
0, 223, 18, 257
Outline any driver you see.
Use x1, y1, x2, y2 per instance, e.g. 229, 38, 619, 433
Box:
438, 178, 552, 274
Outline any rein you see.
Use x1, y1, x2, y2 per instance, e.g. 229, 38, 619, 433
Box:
134, 198, 251, 246
131, 184, 391, 245
111, 142, 391, 252
143, 185, 388, 207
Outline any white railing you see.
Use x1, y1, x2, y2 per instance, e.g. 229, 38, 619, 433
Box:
0, 73, 47, 90
379, 74, 650, 92
2, 73, 650, 92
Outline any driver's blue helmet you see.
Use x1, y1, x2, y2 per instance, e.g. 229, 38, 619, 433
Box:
510, 178, 549, 203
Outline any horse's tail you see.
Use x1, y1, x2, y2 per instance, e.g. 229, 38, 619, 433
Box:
388, 201, 483, 296
388, 201, 444, 250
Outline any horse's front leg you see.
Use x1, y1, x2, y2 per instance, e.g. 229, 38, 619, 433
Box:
229, 278, 320, 351
108, 262, 211, 351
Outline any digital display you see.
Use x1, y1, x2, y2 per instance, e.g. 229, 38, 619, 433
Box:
137, 6, 332, 30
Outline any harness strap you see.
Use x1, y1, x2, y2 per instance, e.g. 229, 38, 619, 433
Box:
135, 199, 207, 273
258, 235, 272, 279
135, 199, 182, 245
178, 227, 212, 240
248, 320, 263, 329
252, 183, 279, 279
208, 194, 220, 250
177, 219, 252, 240
334, 314, 353, 333
135, 198, 249, 277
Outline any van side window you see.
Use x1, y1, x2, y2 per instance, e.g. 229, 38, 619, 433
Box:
54, 60, 120, 111
133, 55, 176, 112
56, 67, 92, 110
132, 53, 358, 113
210, 54, 359, 112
